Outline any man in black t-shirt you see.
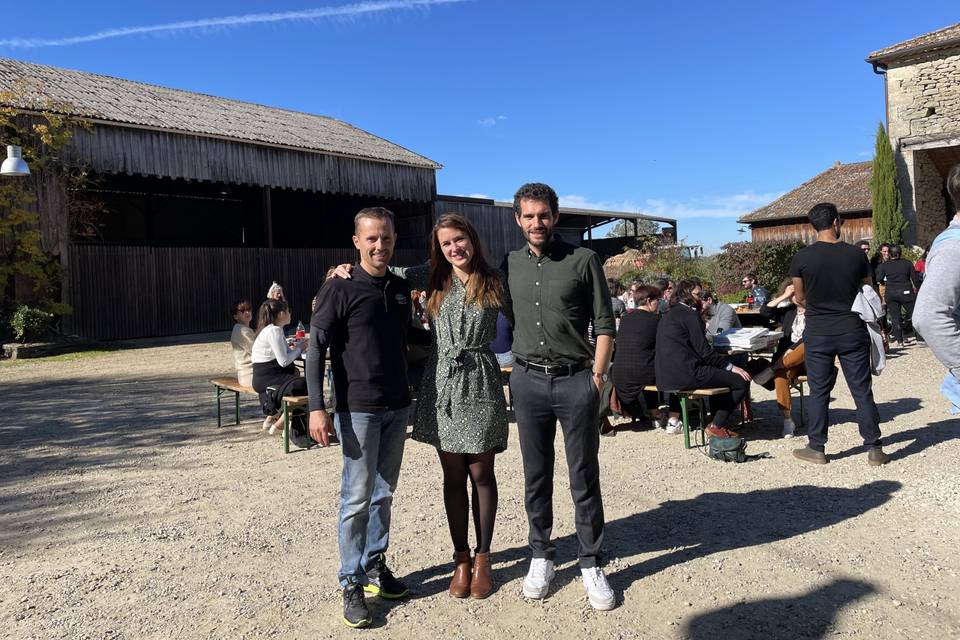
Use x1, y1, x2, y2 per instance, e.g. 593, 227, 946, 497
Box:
788, 203, 888, 466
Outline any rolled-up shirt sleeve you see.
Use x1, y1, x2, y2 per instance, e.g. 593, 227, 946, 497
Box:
586, 254, 615, 337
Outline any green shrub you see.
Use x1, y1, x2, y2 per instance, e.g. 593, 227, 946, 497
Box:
714, 240, 805, 295
901, 245, 925, 263
9, 305, 53, 343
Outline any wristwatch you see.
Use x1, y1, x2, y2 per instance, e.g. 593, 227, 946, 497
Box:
592, 371, 609, 383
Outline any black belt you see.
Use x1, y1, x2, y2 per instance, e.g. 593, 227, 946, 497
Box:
514, 356, 588, 377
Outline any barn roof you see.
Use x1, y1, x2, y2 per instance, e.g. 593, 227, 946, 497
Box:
0, 58, 440, 169
738, 161, 872, 224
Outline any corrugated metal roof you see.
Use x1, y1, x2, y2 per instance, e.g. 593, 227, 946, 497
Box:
738, 161, 872, 224
0, 58, 440, 169
867, 22, 960, 63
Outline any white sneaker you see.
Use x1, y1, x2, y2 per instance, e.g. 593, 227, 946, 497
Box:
522, 558, 555, 600
752, 367, 774, 386
261, 415, 277, 431
782, 418, 796, 439
581, 566, 615, 610
665, 418, 683, 435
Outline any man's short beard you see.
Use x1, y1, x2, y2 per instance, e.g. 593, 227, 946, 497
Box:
526, 229, 551, 246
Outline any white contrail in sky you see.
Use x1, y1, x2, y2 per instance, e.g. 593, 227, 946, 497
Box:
0, 0, 466, 48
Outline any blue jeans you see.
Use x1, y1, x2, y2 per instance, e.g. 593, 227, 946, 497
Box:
334, 407, 409, 587
804, 330, 882, 452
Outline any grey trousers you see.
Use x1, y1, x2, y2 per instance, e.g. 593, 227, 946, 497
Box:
510, 365, 605, 568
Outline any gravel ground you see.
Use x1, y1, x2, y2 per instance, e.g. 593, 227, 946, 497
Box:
1, 336, 958, 639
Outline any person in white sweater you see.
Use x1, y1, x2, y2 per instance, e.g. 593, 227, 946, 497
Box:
229, 299, 255, 387
252, 299, 309, 433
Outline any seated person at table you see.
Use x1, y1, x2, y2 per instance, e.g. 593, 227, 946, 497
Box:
741, 273, 769, 306
230, 299, 255, 388
754, 278, 807, 438
655, 278, 674, 314
252, 299, 309, 436
611, 285, 682, 433
702, 290, 741, 340
654, 279, 752, 438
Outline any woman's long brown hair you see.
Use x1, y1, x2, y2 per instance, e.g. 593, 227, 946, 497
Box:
425, 213, 503, 318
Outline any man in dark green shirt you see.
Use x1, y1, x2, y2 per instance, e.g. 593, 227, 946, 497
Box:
502, 182, 616, 611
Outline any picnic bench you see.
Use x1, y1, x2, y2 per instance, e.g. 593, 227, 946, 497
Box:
790, 374, 808, 425
210, 377, 256, 428
210, 377, 313, 454
643, 385, 731, 449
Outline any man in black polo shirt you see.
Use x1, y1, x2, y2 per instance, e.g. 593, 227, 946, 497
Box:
789, 202, 889, 466
306, 207, 413, 628
503, 182, 617, 610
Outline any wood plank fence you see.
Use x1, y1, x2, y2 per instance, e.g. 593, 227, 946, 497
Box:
68, 245, 424, 340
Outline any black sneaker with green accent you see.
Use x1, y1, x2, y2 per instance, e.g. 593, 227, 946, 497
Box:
363, 554, 409, 599
342, 581, 371, 629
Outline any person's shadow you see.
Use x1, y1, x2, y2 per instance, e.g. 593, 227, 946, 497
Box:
682, 578, 875, 640
830, 417, 960, 462
403, 480, 900, 600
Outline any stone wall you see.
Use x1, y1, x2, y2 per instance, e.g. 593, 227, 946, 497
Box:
885, 45, 960, 245
886, 46, 960, 142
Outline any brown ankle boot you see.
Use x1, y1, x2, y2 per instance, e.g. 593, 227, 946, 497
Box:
449, 551, 472, 598
470, 552, 494, 599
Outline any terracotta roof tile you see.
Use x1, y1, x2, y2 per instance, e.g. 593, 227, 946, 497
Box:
738, 161, 872, 224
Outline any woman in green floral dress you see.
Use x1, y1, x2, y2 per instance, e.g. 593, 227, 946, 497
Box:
403, 214, 508, 599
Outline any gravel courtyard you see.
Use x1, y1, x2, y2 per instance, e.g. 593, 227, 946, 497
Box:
1, 336, 958, 639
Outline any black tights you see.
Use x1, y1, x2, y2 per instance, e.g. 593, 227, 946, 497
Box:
438, 449, 498, 554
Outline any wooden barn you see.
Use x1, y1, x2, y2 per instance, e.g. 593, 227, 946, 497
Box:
0, 58, 440, 339
738, 161, 874, 244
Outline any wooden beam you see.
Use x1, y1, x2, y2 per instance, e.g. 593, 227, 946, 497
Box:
262, 186, 274, 249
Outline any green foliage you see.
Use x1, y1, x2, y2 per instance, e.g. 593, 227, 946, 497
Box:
901, 245, 924, 263
870, 122, 906, 245
605, 218, 660, 238
714, 240, 805, 296
0, 81, 93, 324
618, 250, 717, 288
9, 305, 52, 342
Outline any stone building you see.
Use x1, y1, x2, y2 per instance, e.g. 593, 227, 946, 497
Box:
868, 22, 960, 246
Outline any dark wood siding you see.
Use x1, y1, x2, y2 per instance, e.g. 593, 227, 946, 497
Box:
68, 245, 423, 340
67, 126, 437, 202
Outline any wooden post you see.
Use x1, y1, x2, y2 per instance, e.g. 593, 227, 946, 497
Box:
587, 215, 593, 247
262, 186, 274, 249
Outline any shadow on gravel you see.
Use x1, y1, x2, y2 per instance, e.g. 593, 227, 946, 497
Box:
405, 480, 900, 600
681, 578, 875, 640
744, 396, 923, 442
829, 418, 960, 462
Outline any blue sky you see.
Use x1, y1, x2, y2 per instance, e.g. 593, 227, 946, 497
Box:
1, 1, 956, 252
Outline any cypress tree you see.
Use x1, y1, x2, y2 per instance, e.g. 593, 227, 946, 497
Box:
870, 122, 906, 245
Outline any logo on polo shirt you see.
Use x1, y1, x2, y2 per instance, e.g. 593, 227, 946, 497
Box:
395, 294, 408, 305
